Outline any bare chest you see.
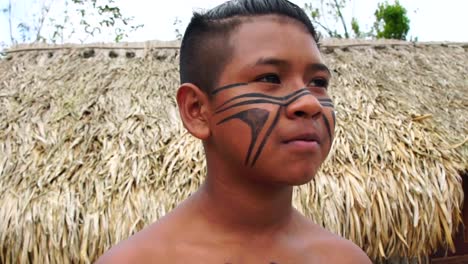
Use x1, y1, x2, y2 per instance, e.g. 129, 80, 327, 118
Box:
152, 244, 329, 264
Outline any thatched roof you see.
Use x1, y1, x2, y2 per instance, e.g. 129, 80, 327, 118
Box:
0, 39, 467, 263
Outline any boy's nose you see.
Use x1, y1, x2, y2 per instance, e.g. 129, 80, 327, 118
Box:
285, 91, 323, 119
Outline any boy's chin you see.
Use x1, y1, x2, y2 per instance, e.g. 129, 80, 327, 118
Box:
281, 171, 318, 186
252, 166, 319, 187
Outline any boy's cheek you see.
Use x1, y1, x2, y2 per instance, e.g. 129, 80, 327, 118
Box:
210, 121, 251, 157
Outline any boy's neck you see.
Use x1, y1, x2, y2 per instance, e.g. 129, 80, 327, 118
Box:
192, 172, 296, 238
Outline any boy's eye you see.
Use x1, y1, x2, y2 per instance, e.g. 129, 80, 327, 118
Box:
309, 78, 329, 89
255, 74, 281, 84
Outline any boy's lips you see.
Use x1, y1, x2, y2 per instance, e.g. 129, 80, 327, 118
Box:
282, 132, 321, 151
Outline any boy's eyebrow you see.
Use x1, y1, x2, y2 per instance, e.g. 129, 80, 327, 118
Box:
252, 57, 289, 68
250, 57, 331, 77
307, 63, 331, 77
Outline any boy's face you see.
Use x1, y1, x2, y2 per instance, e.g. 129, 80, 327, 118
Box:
206, 16, 335, 185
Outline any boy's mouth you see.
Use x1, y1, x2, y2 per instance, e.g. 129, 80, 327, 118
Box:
282, 132, 321, 150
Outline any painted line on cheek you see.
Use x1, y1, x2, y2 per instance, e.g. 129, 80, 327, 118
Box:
284, 90, 313, 106
322, 115, 332, 146
214, 89, 311, 114
320, 103, 334, 108
318, 99, 334, 108
250, 106, 282, 167
215, 88, 308, 109
215, 99, 283, 114
331, 110, 336, 127
211, 82, 248, 96
216, 108, 270, 166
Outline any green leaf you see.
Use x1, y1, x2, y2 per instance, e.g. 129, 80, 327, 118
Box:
373, 1, 410, 40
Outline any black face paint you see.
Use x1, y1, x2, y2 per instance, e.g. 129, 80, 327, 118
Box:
318, 98, 335, 141
215, 89, 311, 114
331, 110, 336, 129
211, 82, 249, 96
217, 108, 269, 166
250, 107, 281, 167
216, 89, 310, 110
213, 82, 335, 167
322, 115, 332, 143
318, 98, 334, 108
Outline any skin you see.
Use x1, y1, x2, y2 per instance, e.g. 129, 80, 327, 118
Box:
96, 16, 372, 264
212, 83, 335, 167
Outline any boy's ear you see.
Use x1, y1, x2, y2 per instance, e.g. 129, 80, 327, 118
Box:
176, 83, 211, 140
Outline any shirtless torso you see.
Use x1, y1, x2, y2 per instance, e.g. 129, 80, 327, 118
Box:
97, 191, 371, 264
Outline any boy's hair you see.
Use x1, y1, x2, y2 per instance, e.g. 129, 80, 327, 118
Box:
179, 0, 320, 95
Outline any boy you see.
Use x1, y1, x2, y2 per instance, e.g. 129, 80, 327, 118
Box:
97, 0, 372, 263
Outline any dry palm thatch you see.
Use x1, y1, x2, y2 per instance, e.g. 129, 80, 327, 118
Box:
0, 39, 467, 263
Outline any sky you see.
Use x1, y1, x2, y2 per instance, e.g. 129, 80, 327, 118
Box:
1, 0, 468, 46
119, 0, 468, 42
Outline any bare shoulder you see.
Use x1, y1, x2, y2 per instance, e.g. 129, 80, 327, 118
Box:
316, 234, 372, 264
94, 223, 170, 264
94, 205, 192, 264
95, 197, 202, 263
300, 219, 372, 264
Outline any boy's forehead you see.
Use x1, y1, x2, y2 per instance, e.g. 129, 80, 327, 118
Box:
227, 15, 321, 65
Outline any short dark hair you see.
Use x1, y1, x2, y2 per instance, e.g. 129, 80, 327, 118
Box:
179, 0, 320, 95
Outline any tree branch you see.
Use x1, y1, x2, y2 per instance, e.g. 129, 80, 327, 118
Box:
35, 2, 53, 42
311, 19, 335, 37
333, 0, 349, 38
8, 0, 14, 44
